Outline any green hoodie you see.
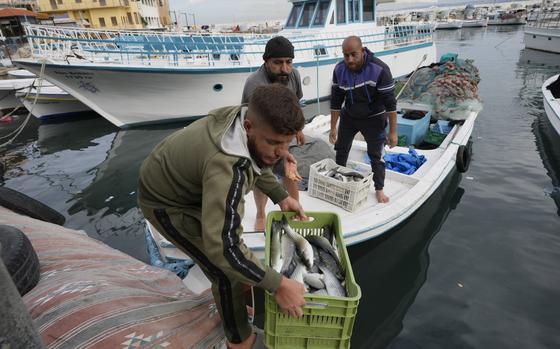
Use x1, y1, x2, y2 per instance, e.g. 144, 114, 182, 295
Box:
138, 105, 286, 292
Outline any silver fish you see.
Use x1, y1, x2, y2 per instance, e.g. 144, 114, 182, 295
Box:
279, 228, 297, 276
306, 235, 345, 281
310, 288, 329, 296
282, 216, 313, 269
304, 272, 325, 290
270, 219, 283, 272
290, 261, 307, 292
336, 169, 364, 179
317, 262, 346, 297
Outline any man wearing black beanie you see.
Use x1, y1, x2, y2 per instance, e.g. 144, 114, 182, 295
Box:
242, 36, 304, 232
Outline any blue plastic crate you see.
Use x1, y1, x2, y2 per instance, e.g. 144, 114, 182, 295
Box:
387, 110, 431, 146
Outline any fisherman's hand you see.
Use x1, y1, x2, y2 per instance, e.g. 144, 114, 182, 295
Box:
278, 196, 307, 221
284, 153, 302, 182
388, 131, 398, 148
296, 130, 305, 147
274, 276, 306, 317
329, 128, 337, 145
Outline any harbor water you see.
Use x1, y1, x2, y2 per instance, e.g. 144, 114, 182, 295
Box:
1, 26, 559, 348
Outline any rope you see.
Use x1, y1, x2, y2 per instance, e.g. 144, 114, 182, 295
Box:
0, 59, 47, 148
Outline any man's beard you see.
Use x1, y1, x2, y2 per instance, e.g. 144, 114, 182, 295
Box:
266, 68, 289, 85
247, 136, 268, 169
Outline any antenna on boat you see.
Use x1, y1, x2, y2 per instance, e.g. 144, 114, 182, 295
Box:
396, 53, 428, 100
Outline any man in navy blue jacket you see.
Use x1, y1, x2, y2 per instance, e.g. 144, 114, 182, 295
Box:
329, 36, 398, 203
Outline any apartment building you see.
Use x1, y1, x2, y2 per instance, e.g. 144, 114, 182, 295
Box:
37, 0, 172, 29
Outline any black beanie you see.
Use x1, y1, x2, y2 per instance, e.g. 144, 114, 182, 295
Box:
263, 36, 294, 60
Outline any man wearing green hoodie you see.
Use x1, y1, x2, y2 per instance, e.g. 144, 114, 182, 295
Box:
138, 84, 307, 349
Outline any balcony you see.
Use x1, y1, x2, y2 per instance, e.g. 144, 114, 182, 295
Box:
42, 0, 130, 12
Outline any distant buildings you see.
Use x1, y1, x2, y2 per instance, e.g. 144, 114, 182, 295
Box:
35, 0, 172, 29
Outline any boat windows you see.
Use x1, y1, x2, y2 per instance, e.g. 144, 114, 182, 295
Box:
314, 47, 328, 56
299, 2, 317, 27
313, 0, 331, 26
336, 0, 346, 24
286, 3, 303, 28
362, 0, 374, 22
348, 0, 360, 22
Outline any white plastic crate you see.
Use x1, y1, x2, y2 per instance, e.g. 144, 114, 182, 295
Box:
308, 158, 373, 212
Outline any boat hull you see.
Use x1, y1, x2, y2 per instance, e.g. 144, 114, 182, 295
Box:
543, 74, 560, 136
488, 17, 527, 25
435, 21, 463, 30
18, 86, 93, 120
524, 27, 560, 54
14, 43, 436, 128
462, 19, 489, 28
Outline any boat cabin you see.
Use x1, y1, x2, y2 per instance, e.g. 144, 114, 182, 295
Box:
284, 0, 382, 29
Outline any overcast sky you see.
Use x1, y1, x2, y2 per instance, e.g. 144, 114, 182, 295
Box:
167, 0, 514, 26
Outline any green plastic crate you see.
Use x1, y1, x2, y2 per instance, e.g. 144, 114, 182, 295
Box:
264, 211, 362, 349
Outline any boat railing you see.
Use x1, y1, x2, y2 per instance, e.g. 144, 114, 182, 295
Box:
528, 8, 560, 29
23, 24, 432, 68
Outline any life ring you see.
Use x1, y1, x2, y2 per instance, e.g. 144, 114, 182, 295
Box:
456, 144, 471, 173
0, 225, 40, 296
0, 187, 65, 226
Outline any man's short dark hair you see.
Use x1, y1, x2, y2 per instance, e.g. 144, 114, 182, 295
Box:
248, 84, 305, 135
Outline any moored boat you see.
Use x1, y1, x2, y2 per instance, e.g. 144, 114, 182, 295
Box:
14, 0, 436, 128
462, 18, 489, 28
435, 20, 463, 30
542, 74, 560, 135
524, 8, 560, 53
16, 85, 94, 120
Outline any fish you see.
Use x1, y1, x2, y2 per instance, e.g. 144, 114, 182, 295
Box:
317, 261, 346, 297
281, 215, 314, 269
304, 272, 325, 290
310, 288, 329, 296
336, 169, 364, 179
322, 224, 334, 245
290, 259, 307, 292
279, 227, 297, 276
270, 219, 283, 272
306, 235, 345, 281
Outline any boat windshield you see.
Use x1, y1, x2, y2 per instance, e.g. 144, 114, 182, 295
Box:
285, 0, 376, 28
286, 3, 303, 28
313, 0, 331, 25
300, 2, 317, 26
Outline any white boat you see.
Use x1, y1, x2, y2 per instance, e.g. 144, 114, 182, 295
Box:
16, 85, 93, 120
524, 8, 560, 53
147, 103, 479, 262
435, 20, 463, 30
0, 78, 49, 110
7, 69, 36, 79
487, 10, 527, 25
542, 74, 560, 135
461, 18, 489, 28
14, 0, 436, 128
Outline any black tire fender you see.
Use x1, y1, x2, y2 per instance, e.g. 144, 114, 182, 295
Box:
0, 187, 65, 226
0, 225, 40, 296
456, 144, 471, 173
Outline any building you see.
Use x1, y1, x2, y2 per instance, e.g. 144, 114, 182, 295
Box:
36, 0, 172, 29
0, 7, 37, 45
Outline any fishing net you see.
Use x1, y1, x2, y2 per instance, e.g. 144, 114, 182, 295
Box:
399, 58, 483, 120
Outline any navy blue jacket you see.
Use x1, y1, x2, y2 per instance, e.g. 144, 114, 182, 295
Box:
330, 48, 397, 119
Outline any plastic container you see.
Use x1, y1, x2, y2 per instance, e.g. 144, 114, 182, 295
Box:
434, 120, 452, 134
264, 211, 362, 349
424, 129, 447, 146
308, 158, 373, 212
387, 110, 431, 146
